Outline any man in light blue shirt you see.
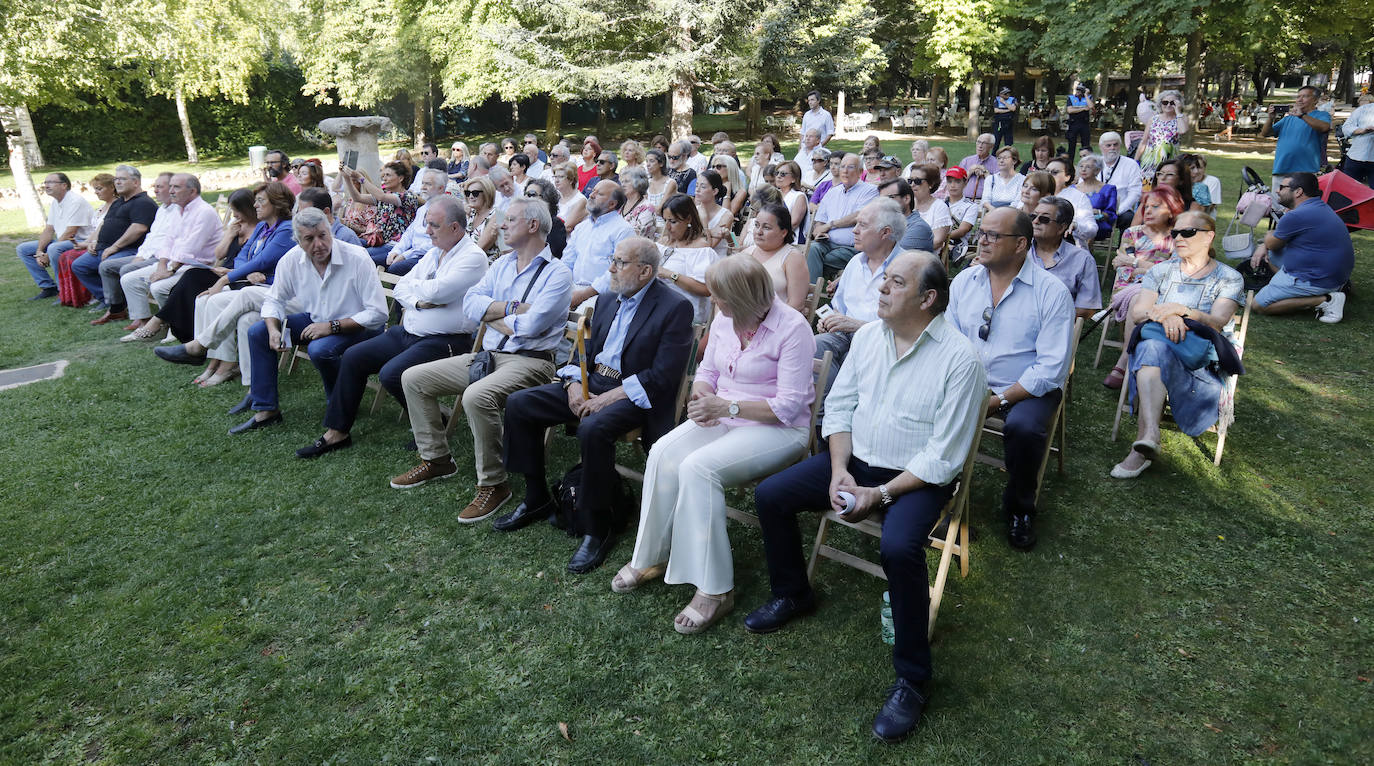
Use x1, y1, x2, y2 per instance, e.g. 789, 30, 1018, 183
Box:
384, 168, 448, 276
1029, 197, 1101, 319
946, 207, 1074, 551
806, 153, 879, 279
1263, 85, 1331, 183
564, 180, 634, 308
815, 198, 906, 376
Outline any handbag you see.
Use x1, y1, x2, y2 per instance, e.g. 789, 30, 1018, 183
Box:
469, 259, 548, 384
1139, 321, 1212, 370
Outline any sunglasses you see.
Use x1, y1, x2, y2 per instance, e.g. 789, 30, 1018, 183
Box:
1277, 183, 1293, 191
1161, 100, 1177, 106
598, 158, 614, 165
667, 154, 681, 160
1170, 227, 1207, 239
1030, 214, 1058, 225
463, 190, 483, 197
524, 190, 541, 197
978, 306, 994, 341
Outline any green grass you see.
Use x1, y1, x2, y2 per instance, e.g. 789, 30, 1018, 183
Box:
1, 130, 1371, 764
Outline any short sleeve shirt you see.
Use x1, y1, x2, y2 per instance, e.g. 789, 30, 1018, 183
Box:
1271, 198, 1354, 289
96, 192, 158, 253
1271, 110, 1331, 174
1140, 258, 1246, 315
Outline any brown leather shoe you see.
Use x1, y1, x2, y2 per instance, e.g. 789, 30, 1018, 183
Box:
389, 455, 458, 489
458, 482, 511, 524
90, 309, 129, 326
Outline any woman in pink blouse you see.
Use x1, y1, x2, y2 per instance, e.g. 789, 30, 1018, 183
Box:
614, 255, 816, 635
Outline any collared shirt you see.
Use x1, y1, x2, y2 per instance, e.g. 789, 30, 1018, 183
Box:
958, 153, 998, 200
947, 256, 1075, 396
557, 283, 651, 408
46, 191, 94, 241
394, 235, 490, 336
96, 192, 159, 254
1058, 185, 1099, 244
814, 181, 879, 247
898, 210, 935, 252
802, 106, 835, 144
1341, 104, 1374, 162
823, 314, 988, 485
156, 196, 224, 267
832, 248, 897, 323
1029, 240, 1102, 311
564, 210, 634, 288
462, 246, 574, 352
262, 240, 388, 329
794, 145, 822, 185
1098, 155, 1143, 215
134, 203, 178, 259
1271, 109, 1331, 174
390, 199, 435, 261
695, 297, 816, 428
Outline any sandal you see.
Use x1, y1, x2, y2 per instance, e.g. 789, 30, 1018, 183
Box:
1102, 366, 1125, 389
119, 324, 161, 343
611, 562, 665, 594
673, 589, 735, 635
199, 367, 240, 388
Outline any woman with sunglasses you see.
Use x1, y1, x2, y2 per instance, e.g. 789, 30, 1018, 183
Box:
1103, 186, 1184, 388
462, 176, 503, 261
499, 137, 518, 166
771, 160, 808, 243
909, 163, 952, 254
1151, 157, 1196, 212
709, 154, 750, 219
1135, 90, 1188, 180
1111, 211, 1244, 479
746, 133, 785, 192
447, 142, 470, 184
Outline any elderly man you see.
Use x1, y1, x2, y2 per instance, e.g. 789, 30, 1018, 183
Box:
806, 152, 879, 279
582, 150, 619, 197
500, 237, 695, 573
815, 197, 910, 374
523, 134, 548, 163
118, 173, 223, 340
746, 250, 986, 744
684, 135, 708, 173
1097, 132, 1143, 230
794, 128, 824, 185
392, 198, 574, 526
524, 142, 546, 179
478, 142, 500, 171
802, 90, 836, 145
946, 207, 1074, 551
958, 134, 998, 201
382, 167, 449, 275
230, 208, 387, 434
297, 187, 362, 246
294, 196, 488, 458
1029, 197, 1101, 319
489, 165, 517, 212
992, 87, 1018, 153
541, 144, 571, 181
78, 169, 165, 324
17, 173, 94, 300
564, 180, 634, 309
877, 179, 935, 253
1262, 85, 1331, 184
1251, 172, 1353, 323
666, 140, 698, 195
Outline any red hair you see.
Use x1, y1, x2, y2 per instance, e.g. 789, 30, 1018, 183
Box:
1142, 186, 1184, 220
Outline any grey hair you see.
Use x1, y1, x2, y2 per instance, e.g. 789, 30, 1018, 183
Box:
479, 142, 497, 154
115, 164, 140, 181
174, 173, 201, 194
421, 167, 447, 187
1159, 90, 1184, 109
428, 194, 468, 230
292, 207, 331, 238
620, 236, 661, 270
504, 196, 552, 237
488, 165, 511, 184
1079, 153, 1103, 175
600, 150, 618, 166
671, 139, 692, 156
622, 167, 650, 196
867, 197, 907, 244
471, 156, 493, 172
551, 145, 570, 160
1099, 131, 1122, 146
1038, 195, 1076, 226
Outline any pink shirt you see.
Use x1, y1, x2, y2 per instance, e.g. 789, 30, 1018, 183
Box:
157, 196, 225, 267
696, 296, 817, 428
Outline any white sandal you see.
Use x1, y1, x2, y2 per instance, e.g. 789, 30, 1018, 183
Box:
610, 562, 665, 594
673, 589, 734, 635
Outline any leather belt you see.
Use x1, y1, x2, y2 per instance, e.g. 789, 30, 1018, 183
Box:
498, 349, 554, 362
594, 364, 623, 380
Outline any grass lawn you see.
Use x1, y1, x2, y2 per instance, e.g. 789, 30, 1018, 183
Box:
0, 130, 1371, 764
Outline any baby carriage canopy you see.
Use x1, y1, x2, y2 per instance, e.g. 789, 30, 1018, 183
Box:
1317, 170, 1374, 231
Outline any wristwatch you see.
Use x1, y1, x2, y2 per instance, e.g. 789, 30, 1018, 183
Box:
878, 484, 895, 507
997, 392, 1011, 411
727, 401, 740, 417
330, 319, 341, 335
670, 272, 680, 282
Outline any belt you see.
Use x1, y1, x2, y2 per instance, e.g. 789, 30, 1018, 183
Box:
593, 364, 622, 380
498, 349, 555, 362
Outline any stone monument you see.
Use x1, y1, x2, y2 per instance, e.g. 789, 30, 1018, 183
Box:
318, 116, 394, 185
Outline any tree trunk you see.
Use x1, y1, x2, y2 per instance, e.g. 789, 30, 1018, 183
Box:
966, 77, 982, 139
511, 101, 520, 132
545, 97, 562, 145
3, 120, 46, 227
670, 73, 694, 138
597, 99, 609, 138
15, 105, 43, 167
412, 99, 427, 148
1339, 48, 1355, 104
1181, 22, 1203, 146
1128, 35, 1147, 99
1251, 57, 1268, 103
745, 96, 761, 139
642, 97, 653, 131
929, 74, 940, 129
1013, 60, 1026, 103
175, 88, 199, 165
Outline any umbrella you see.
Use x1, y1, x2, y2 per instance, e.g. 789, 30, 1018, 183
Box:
1318, 170, 1374, 231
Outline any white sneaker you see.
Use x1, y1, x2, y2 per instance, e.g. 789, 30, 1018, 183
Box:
1317, 291, 1346, 324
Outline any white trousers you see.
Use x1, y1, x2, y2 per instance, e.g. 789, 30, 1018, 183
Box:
194, 285, 269, 386
121, 263, 197, 320
629, 420, 809, 595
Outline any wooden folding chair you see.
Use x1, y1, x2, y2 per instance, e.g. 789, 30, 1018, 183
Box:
806, 424, 985, 639
801, 278, 826, 324
613, 324, 709, 482
1110, 291, 1253, 466
364, 270, 405, 415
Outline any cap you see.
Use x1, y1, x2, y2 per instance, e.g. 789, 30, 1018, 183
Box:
999, 86, 1011, 94
875, 155, 901, 169
944, 166, 969, 180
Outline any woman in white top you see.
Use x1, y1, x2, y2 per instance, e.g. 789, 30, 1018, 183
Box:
463, 176, 504, 260
981, 146, 1026, 211
746, 133, 785, 192
656, 193, 719, 323
772, 160, 808, 243
644, 148, 675, 218
508, 153, 532, 196
554, 164, 587, 231
695, 169, 735, 258
738, 201, 809, 314
909, 163, 952, 253
708, 154, 750, 219
1046, 156, 1099, 246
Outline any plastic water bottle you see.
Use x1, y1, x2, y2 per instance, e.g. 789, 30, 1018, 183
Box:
880, 591, 895, 645
836, 491, 856, 515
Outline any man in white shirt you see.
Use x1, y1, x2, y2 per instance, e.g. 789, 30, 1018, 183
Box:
17, 172, 93, 300
489, 165, 517, 213
1097, 132, 1143, 230
802, 90, 836, 145
746, 249, 986, 743
815, 198, 906, 372
684, 135, 709, 173
794, 129, 824, 186
806, 153, 879, 279
295, 196, 488, 458
232, 208, 388, 435
385, 168, 449, 275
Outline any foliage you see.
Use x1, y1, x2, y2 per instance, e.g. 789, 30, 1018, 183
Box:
754, 0, 884, 98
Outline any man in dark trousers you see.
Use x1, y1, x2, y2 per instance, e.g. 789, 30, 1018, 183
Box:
499, 236, 695, 574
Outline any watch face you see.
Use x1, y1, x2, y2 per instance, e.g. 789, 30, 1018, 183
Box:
728, 402, 740, 416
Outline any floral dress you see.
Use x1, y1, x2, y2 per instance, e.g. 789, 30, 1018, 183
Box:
1112, 226, 1175, 294
373, 191, 423, 244
1139, 117, 1180, 179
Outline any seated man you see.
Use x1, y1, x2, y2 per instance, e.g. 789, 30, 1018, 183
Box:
957, 134, 997, 201
1251, 172, 1354, 323
1097, 132, 1143, 230
17, 173, 93, 300
794, 128, 824, 185
230, 208, 388, 434
80, 170, 168, 325
541, 143, 571, 181
1029, 197, 1102, 319
295, 195, 489, 458
746, 250, 987, 743
383, 167, 448, 276
298, 187, 362, 247
816, 198, 908, 373
873, 155, 903, 184
946, 207, 1074, 550
500, 237, 694, 573
391, 197, 574, 528
877, 179, 935, 252
806, 152, 878, 279
564, 180, 633, 309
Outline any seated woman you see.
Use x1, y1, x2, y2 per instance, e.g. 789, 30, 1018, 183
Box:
695, 169, 735, 258
1074, 154, 1118, 240
1103, 186, 1183, 388
614, 254, 816, 634
154, 183, 296, 390
746, 133, 785, 192
1111, 211, 1244, 478
447, 141, 470, 185
655, 193, 719, 323
1151, 157, 1195, 212
772, 160, 808, 243
340, 161, 422, 264
508, 152, 532, 195
59, 172, 116, 308
909, 163, 952, 253
293, 160, 325, 211
1020, 135, 1054, 175
734, 185, 781, 251
1014, 170, 1055, 212
555, 164, 588, 231
619, 167, 658, 239
462, 176, 504, 261
738, 201, 809, 314
709, 154, 750, 220
981, 146, 1025, 211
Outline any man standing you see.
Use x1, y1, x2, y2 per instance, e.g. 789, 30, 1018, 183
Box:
815, 198, 908, 372
806, 153, 879, 279
391, 198, 573, 527
1029, 198, 1101, 319
385, 168, 449, 276
1263, 86, 1331, 185
118, 173, 223, 338
992, 87, 1018, 153
958, 134, 998, 201
565, 181, 633, 309
500, 237, 695, 573
946, 208, 1074, 550
74, 167, 160, 322
802, 90, 836, 146
1251, 172, 1353, 323
745, 250, 986, 744
230, 208, 388, 434
1065, 85, 1093, 156
1097, 132, 1143, 230
17, 173, 94, 300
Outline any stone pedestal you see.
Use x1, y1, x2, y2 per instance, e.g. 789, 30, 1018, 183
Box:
318, 116, 393, 184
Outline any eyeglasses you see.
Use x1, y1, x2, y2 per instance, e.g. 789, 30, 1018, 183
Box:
712, 164, 727, 170
597, 158, 614, 165
667, 154, 681, 161
775, 170, 791, 177
1170, 227, 1207, 239
524, 139, 537, 144
908, 177, 926, 186
525, 189, 542, 197
610, 257, 641, 268
1277, 183, 1293, 191
690, 139, 701, 145
978, 306, 994, 341
1030, 214, 1057, 224
1161, 100, 1177, 106
976, 229, 1015, 243
463, 190, 483, 197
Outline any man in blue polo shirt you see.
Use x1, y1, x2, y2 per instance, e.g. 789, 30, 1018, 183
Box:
1251, 172, 1353, 323
1262, 86, 1331, 186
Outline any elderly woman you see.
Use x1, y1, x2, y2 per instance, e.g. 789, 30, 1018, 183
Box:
746, 133, 785, 191
1103, 186, 1184, 388
695, 169, 735, 257
447, 141, 470, 183
739, 201, 809, 313
499, 137, 518, 166
772, 160, 808, 242
340, 161, 423, 264
901, 139, 930, 176
1135, 90, 1187, 179
620, 166, 658, 238
1020, 135, 1055, 175
555, 164, 588, 231
1074, 154, 1118, 240
462, 176, 503, 260
1111, 212, 1244, 478
1014, 170, 1056, 212
614, 254, 817, 634
981, 146, 1025, 210
655, 193, 719, 322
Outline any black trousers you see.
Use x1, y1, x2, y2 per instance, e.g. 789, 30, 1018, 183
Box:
993, 117, 1015, 153
156, 268, 221, 342
755, 452, 954, 684
1000, 389, 1062, 518
322, 325, 471, 433
503, 374, 647, 538
1065, 119, 1091, 155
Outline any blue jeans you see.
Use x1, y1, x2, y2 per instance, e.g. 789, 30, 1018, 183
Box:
17, 239, 77, 290
245, 313, 381, 413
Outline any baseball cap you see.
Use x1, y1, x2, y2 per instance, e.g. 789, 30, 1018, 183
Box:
999, 86, 1011, 94
945, 166, 969, 180
875, 155, 901, 169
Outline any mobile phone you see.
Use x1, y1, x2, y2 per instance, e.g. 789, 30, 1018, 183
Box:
344, 150, 359, 170
815, 303, 835, 320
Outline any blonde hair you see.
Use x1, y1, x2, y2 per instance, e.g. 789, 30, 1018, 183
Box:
89, 172, 115, 192
464, 176, 495, 210
619, 139, 644, 165
706, 254, 775, 322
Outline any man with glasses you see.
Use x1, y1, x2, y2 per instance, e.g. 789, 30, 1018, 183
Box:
1096, 132, 1144, 231
946, 207, 1074, 551
78, 169, 166, 324
582, 151, 620, 197
16, 173, 93, 300
409, 143, 440, 192
806, 152, 879, 279
666, 140, 698, 196
957, 134, 998, 201
542, 144, 571, 182
684, 135, 708, 173
815, 198, 910, 377
1263, 85, 1331, 185
262, 150, 302, 194
1029, 197, 1101, 319
564, 180, 633, 309
522, 134, 548, 163
499, 237, 694, 574
1250, 172, 1353, 323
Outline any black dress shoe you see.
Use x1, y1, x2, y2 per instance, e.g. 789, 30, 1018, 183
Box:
744, 594, 817, 634
872, 678, 929, 743
154, 344, 207, 365
228, 412, 283, 435
1009, 514, 1037, 551
566, 534, 617, 574
227, 394, 253, 415
30, 287, 59, 301
492, 499, 556, 532
295, 435, 352, 458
